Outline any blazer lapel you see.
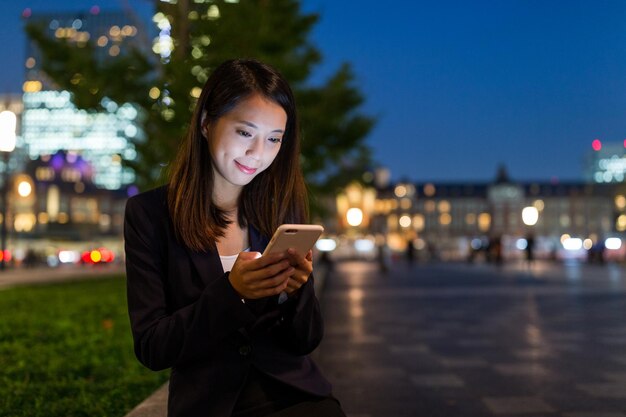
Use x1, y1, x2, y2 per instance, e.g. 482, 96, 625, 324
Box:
249, 226, 270, 252
187, 246, 223, 288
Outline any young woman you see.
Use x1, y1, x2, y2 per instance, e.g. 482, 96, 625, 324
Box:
124, 59, 345, 417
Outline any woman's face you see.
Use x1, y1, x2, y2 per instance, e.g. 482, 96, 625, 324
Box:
205, 94, 287, 198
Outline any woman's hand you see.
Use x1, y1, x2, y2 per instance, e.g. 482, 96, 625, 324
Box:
229, 252, 294, 299
284, 249, 313, 295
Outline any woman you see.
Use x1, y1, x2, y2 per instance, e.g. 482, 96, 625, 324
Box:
124, 59, 345, 417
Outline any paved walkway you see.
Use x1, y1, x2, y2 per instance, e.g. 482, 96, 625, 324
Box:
312, 259, 626, 417
10, 259, 626, 416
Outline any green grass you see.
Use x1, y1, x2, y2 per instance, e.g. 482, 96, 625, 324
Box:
0, 275, 169, 417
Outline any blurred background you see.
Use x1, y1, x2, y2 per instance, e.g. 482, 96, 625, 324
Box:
2, 1, 626, 416
0, 0, 625, 271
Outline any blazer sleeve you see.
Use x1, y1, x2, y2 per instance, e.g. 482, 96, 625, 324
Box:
124, 195, 257, 371
271, 273, 324, 355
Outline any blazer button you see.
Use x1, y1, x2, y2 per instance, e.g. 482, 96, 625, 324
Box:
239, 345, 252, 356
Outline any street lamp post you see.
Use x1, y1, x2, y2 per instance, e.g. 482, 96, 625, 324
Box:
522, 206, 539, 227
0, 111, 17, 270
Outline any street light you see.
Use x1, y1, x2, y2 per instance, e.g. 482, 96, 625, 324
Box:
0, 111, 16, 270
346, 207, 363, 227
522, 206, 539, 226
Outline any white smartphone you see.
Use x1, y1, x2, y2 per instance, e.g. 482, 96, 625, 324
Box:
262, 224, 324, 256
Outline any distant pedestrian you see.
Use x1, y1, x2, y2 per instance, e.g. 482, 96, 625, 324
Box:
489, 235, 503, 266
525, 233, 535, 268
406, 238, 415, 265
377, 241, 388, 273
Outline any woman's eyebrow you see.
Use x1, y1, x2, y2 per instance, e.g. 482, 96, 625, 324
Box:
237, 120, 284, 133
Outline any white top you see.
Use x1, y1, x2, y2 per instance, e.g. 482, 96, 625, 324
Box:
220, 248, 257, 272
219, 253, 239, 273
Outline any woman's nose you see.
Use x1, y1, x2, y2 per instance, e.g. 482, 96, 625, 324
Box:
245, 137, 264, 157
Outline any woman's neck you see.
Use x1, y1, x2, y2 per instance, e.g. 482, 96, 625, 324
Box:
213, 195, 239, 215
216, 220, 248, 256
213, 192, 247, 256
212, 175, 242, 211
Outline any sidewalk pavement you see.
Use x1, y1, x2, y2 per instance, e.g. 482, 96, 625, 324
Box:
313, 259, 626, 417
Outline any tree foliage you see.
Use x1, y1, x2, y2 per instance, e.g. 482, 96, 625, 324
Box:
25, 0, 375, 213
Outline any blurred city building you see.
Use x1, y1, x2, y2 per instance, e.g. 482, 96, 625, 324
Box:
586, 138, 626, 184
0, 8, 150, 267
16, 150, 128, 240
330, 165, 626, 264
21, 8, 144, 190
0, 94, 28, 172
11, 150, 128, 264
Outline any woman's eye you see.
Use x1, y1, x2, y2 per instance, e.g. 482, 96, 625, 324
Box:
268, 137, 282, 144
237, 129, 252, 137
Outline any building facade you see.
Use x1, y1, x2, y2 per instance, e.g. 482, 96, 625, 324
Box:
8, 150, 130, 265
21, 8, 144, 190
586, 140, 626, 184
340, 167, 624, 262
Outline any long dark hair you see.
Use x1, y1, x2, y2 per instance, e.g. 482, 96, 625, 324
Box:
168, 59, 308, 251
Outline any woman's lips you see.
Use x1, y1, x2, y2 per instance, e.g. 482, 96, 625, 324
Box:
235, 161, 258, 175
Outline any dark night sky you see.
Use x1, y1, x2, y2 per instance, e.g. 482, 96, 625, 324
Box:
2, 0, 625, 183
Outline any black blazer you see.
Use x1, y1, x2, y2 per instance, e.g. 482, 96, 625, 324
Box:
124, 186, 331, 417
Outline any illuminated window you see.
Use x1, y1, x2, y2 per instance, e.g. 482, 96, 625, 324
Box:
374, 200, 382, 213
478, 213, 491, 232
36, 167, 55, 181
71, 197, 99, 223
413, 214, 424, 231
394, 184, 407, 198
617, 215, 626, 232
14, 214, 36, 232
38, 212, 49, 224
399, 215, 411, 228
387, 214, 398, 231
438, 200, 450, 212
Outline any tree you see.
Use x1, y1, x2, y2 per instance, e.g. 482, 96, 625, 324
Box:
25, 0, 374, 214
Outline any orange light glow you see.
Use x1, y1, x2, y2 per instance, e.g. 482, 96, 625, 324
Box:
90, 250, 102, 263
99, 248, 114, 263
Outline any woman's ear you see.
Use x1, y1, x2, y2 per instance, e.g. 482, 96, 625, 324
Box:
201, 123, 209, 139
200, 112, 209, 138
